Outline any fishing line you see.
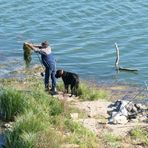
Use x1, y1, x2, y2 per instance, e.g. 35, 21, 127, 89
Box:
36, 53, 45, 77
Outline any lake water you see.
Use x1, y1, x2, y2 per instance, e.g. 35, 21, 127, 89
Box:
0, 0, 148, 85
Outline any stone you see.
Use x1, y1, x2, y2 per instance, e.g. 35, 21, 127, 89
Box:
70, 113, 78, 120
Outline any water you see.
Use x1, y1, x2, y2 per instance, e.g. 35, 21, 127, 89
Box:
0, 0, 148, 85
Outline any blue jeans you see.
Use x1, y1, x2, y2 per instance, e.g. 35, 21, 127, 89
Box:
44, 65, 56, 90
41, 53, 56, 90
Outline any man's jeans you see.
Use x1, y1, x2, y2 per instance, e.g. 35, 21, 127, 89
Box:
44, 65, 56, 90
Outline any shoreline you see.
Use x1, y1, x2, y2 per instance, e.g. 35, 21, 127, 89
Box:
0, 65, 147, 104
0, 64, 145, 86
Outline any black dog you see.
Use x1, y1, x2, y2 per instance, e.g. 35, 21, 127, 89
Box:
55, 69, 79, 97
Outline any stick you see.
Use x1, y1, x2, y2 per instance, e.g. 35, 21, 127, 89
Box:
114, 43, 138, 72
115, 43, 120, 70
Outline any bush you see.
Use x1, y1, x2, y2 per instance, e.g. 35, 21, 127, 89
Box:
0, 88, 28, 121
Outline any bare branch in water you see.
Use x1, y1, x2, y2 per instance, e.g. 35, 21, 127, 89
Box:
114, 43, 138, 72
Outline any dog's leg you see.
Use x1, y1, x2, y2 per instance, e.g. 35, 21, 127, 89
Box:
70, 85, 74, 97
63, 85, 69, 96
65, 85, 69, 93
75, 82, 79, 97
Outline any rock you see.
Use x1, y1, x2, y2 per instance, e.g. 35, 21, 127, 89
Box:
3, 122, 13, 129
70, 113, 78, 120
62, 144, 79, 148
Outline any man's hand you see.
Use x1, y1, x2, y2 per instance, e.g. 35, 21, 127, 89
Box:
24, 42, 34, 50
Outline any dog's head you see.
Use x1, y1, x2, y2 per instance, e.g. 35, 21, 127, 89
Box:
55, 70, 64, 78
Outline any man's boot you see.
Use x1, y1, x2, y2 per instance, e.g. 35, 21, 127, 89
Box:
45, 84, 50, 92
51, 87, 58, 95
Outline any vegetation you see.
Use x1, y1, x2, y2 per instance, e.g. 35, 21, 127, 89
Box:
130, 126, 148, 146
0, 88, 28, 121
57, 80, 109, 101
0, 70, 147, 147
0, 77, 104, 147
103, 132, 121, 148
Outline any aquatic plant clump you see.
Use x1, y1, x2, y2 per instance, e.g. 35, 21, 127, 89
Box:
23, 43, 32, 67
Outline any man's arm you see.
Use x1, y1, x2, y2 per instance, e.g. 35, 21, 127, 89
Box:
24, 42, 51, 55
24, 42, 42, 52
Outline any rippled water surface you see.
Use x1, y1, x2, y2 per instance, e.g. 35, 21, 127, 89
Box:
0, 0, 148, 84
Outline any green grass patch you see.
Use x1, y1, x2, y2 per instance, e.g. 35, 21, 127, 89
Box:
0, 88, 28, 121
78, 82, 109, 101
49, 97, 64, 116
64, 119, 99, 147
35, 128, 62, 148
1, 77, 109, 147
57, 81, 109, 101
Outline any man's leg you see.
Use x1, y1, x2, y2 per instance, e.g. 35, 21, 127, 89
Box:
51, 69, 58, 94
44, 67, 50, 90
51, 70, 56, 90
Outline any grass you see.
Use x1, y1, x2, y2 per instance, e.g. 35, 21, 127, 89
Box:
1, 77, 105, 147
0, 88, 28, 121
35, 128, 62, 148
1, 69, 147, 147
63, 119, 99, 147
103, 132, 121, 148
78, 82, 109, 101
57, 80, 109, 101
130, 126, 148, 146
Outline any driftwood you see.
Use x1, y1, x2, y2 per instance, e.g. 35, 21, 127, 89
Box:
115, 43, 138, 72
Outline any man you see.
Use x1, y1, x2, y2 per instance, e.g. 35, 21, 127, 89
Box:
25, 41, 57, 95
